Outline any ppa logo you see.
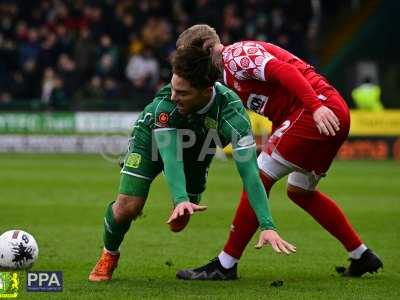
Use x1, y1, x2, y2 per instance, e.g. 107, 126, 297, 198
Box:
26, 271, 63, 292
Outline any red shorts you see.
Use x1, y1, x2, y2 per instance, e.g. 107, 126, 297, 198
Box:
263, 92, 350, 174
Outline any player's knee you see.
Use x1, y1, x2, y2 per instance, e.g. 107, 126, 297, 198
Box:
287, 171, 320, 200
287, 184, 314, 200
114, 194, 145, 221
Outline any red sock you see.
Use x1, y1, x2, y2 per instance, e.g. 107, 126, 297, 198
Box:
223, 173, 274, 259
287, 190, 362, 251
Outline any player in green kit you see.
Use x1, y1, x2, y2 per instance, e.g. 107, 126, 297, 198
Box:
88, 46, 296, 282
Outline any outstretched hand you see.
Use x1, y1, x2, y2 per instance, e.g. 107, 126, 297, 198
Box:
313, 105, 340, 136
167, 201, 207, 224
255, 229, 296, 254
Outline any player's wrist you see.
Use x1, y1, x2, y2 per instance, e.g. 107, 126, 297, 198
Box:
260, 220, 276, 231
173, 198, 190, 206
260, 226, 276, 232
310, 101, 323, 113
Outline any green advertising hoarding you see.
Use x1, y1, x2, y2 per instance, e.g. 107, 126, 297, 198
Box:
0, 112, 139, 133
0, 112, 75, 133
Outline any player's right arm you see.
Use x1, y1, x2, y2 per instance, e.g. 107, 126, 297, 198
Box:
154, 128, 208, 221
154, 127, 188, 205
224, 42, 340, 136
152, 98, 207, 218
265, 59, 340, 136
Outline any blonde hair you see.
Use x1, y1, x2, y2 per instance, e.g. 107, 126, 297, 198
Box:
176, 24, 220, 49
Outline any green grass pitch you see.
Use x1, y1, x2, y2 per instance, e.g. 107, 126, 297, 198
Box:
0, 153, 399, 299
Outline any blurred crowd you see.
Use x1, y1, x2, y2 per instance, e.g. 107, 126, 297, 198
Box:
0, 0, 316, 110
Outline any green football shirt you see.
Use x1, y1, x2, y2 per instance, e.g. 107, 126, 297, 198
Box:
131, 82, 253, 151
126, 82, 275, 230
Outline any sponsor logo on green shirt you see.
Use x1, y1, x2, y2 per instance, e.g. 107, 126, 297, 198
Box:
125, 153, 142, 168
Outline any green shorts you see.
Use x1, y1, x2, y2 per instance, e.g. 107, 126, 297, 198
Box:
118, 138, 214, 203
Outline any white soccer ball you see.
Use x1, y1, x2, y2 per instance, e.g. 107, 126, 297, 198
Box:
0, 230, 39, 270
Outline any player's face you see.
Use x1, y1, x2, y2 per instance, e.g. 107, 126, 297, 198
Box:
170, 74, 211, 115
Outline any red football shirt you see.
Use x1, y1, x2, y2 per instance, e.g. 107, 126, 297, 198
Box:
222, 41, 340, 125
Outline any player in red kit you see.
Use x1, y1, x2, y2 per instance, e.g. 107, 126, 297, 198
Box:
174, 24, 383, 280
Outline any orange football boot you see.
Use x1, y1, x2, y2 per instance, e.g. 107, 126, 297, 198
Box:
89, 249, 120, 282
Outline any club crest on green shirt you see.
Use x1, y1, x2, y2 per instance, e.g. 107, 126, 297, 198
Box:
125, 153, 141, 168
204, 117, 218, 129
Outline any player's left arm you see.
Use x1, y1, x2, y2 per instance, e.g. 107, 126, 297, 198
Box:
232, 138, 275, 230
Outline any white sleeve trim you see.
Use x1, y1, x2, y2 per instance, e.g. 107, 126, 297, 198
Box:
154, 127, 176, 132
258, 55, 274, 81
233, 143, 256, 151
121, 170, 152, 181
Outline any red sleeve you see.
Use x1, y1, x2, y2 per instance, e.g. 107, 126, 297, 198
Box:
265, 59, 322, 112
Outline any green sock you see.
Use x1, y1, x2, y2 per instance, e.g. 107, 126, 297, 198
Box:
103, 201, 132, 252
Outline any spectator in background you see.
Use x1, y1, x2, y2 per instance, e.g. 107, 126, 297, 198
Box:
84, 4, 107, 40
8, 71, 26, 99
75, 75, 105, 101
0, 34, 17, 94
104, 77, 119, 99
141, 17, 172, 49
125, 47, 160, 93
56, 53, 77, 98
179, 0, 220, 29
0, 1, 18, 38
0, 0, 319, 107
351, 77, 384, 111
123, 46, 159, 106
221, 3, 243, 43
49, 75, 67, 109
38, 32, 59, 69
15, 21, 29, 44
0, 92, 12, 104
112, 2, 136, 46
140, 16, 174, 88
96, 34, 118, 62
96, 53, 118, 78
41, 67, 57, 105
18, 28, 41, 66
54, 23, 73, 54
95, 34, 119, 78
13, 59, 40, 99
73, 27, 95, 79
128, 34, 144, 58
